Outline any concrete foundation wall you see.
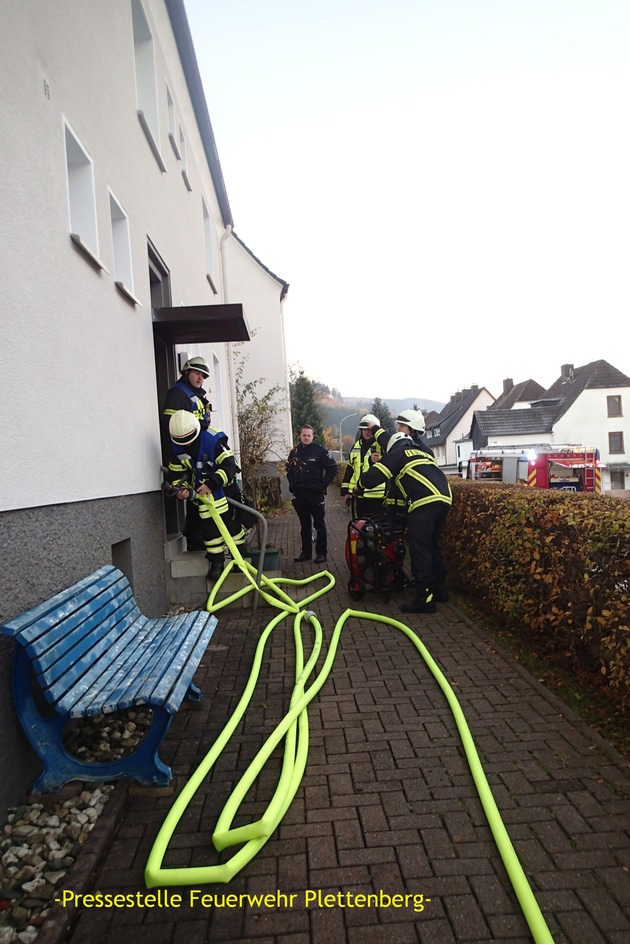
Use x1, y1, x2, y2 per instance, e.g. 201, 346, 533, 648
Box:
0, 492, 167, 817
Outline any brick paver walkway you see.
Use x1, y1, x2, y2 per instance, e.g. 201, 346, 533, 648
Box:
44, 499, 630, 944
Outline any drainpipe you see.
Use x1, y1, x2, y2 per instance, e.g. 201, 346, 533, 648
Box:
219, 224, 241, 462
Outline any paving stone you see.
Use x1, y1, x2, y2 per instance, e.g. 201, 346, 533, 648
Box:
46, 500, 630, 944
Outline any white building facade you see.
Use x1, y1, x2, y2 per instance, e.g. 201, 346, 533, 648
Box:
0, 0, 291, 810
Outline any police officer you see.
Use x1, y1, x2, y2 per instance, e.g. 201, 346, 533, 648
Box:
357, 432, 452, 613
340, 413, 388, 518
165, 411, 246, 581
162, 356, 212, 551
286, 425, 338, 564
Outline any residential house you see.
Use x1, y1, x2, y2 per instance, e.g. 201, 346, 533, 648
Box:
0, 0, 291, 811
469, 361, 630, 493
224, 233, 293, 464
424, 385, 495, 468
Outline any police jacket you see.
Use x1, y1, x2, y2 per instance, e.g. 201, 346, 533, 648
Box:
163, 376, 210, 431
341, 427, 388, 500
286, 442, 338, 494
358, 438, 452, 514
167, 427, 239, 513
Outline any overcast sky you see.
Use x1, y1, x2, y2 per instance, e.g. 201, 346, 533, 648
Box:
183, 0, 630, 405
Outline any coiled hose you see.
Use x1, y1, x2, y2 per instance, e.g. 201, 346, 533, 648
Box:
145, 494, 555, 944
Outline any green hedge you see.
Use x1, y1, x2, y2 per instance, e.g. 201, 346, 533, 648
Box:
443, 480, 630, 708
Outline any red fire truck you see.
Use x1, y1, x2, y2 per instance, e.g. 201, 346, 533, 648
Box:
466, 444, 602, 493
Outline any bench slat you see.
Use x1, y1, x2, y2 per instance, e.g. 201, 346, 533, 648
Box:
3, 567, 128, 644
59, 612, 196, 716
34, 606, 146, 705
98, 611, 216, 715
31, 588, 139, 687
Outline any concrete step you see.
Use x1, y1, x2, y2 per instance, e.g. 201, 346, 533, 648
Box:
165, 547, 283, 611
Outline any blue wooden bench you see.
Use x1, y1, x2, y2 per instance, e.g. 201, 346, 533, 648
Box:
1, 565, 217, 793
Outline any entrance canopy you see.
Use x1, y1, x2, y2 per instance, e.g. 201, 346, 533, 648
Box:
153, 304, 249, 344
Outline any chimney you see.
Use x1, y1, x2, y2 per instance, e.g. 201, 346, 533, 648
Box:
503, 378, 513, 395
561, 364, 574, 382
471, 384, 478, 393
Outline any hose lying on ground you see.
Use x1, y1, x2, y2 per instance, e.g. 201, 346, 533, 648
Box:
145, 493, 555, 944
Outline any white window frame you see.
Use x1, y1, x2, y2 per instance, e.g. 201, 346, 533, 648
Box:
64, 119, 107, 270
202, 199, 217, 293
132, 0, 166, 172
166, 85, 181, 159
179, 123, 192, 191
109, 190, 141, 305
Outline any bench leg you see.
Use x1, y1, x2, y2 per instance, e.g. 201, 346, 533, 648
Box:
185, 680, 202, 702
13, 650, 174, 793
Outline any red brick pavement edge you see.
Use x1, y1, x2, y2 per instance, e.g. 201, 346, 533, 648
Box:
38, 497, 630, 944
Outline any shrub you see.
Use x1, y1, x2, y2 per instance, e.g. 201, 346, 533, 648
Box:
443, 480, 630, 708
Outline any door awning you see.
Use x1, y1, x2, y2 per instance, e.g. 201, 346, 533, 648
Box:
153, 303, 249, 344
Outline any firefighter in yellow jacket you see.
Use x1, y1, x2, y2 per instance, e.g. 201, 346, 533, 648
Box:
357, 432, 452, 613
340, 414, 388, 518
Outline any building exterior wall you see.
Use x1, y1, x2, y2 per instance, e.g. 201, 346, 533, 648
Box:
553, 388, 630, 492
427, 390, 495, 467
223, 237, 293, 465
0, 0, 290, 812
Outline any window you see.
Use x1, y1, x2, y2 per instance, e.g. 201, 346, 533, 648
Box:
64, 120, 106, 269
609, 432, 625, 454
202, 200, 217, 292
132, 0, 166, 171
109, 191, 140, 304
179, 123, 192, 191
607, 395, 622, 417
610, 469, 625, 490
166, 86, 180, 158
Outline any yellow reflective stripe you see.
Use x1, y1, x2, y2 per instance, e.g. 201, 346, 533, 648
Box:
371, 461, 392, 479
363, 486, 386, 499
408, 494, 452, 512
199, 496, 229, 515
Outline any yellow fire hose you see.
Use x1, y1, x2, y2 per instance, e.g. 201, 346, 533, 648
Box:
145, 493, 555, 943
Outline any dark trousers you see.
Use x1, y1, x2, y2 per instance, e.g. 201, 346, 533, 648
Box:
292, 489, 327, 557
407, 503, 449, 595
355, 496, 385, 520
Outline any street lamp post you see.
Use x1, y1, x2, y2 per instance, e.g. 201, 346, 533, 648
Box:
338, 413, 359, 461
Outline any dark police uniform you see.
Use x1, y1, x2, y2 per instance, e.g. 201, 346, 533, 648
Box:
286, 440, 338, 560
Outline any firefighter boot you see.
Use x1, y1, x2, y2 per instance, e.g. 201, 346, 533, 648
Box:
401, 586, 437, 614
207, 557, 224, 581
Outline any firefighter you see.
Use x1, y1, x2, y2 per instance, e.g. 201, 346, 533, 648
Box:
162, 356, 212, 550
163, 356, 212, 431
395, 410, 435, 456
357, 432, 452, 613
340, 413, 388, 518
286, 424, 338, 564
165, 411, 246, 581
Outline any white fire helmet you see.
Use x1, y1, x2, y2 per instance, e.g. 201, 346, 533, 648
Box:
395, 409, 426, 434
169, 410, 201, 446
358, 413, 380, 429
182, 356, 210, 378
387, 432, 413, 452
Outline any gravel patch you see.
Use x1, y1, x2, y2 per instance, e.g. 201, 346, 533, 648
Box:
0, 709, 151, 943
